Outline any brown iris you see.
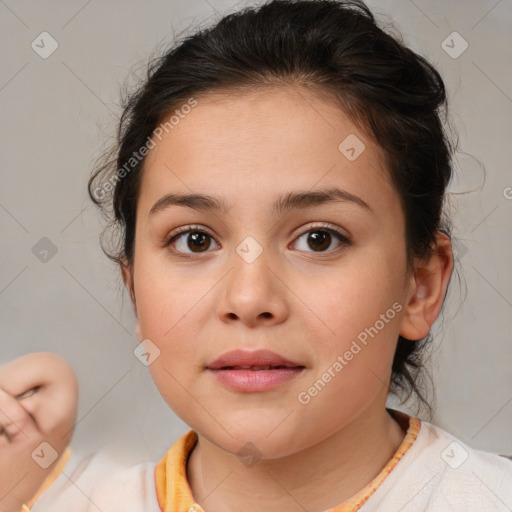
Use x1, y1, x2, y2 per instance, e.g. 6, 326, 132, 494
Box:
307, 230, 331, 251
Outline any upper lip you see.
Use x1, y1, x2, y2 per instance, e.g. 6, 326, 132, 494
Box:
206, 349, 304, 369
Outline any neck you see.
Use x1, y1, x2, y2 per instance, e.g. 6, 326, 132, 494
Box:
187, 405, 407, 512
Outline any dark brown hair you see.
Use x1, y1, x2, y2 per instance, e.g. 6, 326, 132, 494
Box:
88, 0, 457, 415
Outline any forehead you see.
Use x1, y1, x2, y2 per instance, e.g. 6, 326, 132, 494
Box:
139, 85, 399, 219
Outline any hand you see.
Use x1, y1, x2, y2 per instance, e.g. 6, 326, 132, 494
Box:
0, 353, 78, 512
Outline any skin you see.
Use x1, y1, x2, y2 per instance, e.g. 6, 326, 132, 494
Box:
122, 84, 453, 512
0, 353, 78, 512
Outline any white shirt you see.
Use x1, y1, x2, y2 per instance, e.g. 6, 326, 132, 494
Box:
31, 418, 512, 511
360, 420, 512, 511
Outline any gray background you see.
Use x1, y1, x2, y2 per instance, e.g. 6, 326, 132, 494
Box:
1, 0, 511, 463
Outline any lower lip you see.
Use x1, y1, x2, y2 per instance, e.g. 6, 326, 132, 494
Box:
207, 367, 305, 392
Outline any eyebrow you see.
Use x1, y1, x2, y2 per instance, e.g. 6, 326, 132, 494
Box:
148, 187, 374, 218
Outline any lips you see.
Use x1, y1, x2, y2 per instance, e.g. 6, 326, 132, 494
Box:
206, 349, 305, 392
206, 349, 304, 370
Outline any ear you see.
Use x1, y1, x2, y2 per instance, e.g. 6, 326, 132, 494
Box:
120, 259, 137, 315
121, 260, 143, 341
399, 232, 454, 341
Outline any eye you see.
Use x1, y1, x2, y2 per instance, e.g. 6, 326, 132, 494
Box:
165, 225, 220, 255
292, 224, 351, 254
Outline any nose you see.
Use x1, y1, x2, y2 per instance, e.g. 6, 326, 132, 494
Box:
217, 244, 289, 328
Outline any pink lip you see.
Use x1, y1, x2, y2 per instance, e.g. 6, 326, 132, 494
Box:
207, 349, 303, 369
206, 349, 305, 393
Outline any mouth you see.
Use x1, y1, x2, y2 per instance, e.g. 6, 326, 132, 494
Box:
212, 364, 304, 370
206, 349, 306, 392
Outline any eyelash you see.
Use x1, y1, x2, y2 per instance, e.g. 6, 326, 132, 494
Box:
164, 223, 351, 257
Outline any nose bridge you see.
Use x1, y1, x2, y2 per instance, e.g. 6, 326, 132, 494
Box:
230, 233, 274, 295
219, 233, 288, 324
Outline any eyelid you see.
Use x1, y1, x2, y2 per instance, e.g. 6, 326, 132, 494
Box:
164, 224, 218, 246
293, 221, 350, 241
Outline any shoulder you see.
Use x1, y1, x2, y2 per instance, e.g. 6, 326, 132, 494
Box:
87, 459, 160, 512
31, 449, 159, 512
362, 418, 512, 511
423, 421, 512, 507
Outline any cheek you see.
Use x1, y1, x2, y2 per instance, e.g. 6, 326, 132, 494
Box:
293, 255, 404, 400
295, 255, 404, 343
293, 282, 402, 442
133, 255, 213, 394
134, 252, 201, 339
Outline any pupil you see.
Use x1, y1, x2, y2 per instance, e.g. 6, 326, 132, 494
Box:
188, 232, 210, 252
308, 231, 330, 251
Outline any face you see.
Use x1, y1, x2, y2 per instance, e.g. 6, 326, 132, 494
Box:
126, 85, 417, 458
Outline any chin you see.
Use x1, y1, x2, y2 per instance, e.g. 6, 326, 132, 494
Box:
196, 421, 304, 462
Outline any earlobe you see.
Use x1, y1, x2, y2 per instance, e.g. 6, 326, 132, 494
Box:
399, 232, 454, 341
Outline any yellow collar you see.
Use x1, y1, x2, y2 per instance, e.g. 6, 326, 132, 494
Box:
22, 446, 73, 511
155, 410, 421, 512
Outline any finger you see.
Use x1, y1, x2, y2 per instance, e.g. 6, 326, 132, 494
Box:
0, 387, 40, 446
0, 355, 77, 433
0, 355, 52, 399
0, 354, 78, 455
15, 387, 40, 401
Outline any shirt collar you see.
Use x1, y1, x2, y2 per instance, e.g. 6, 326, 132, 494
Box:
23, 446, 73, 510
154, 409, 421, 512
